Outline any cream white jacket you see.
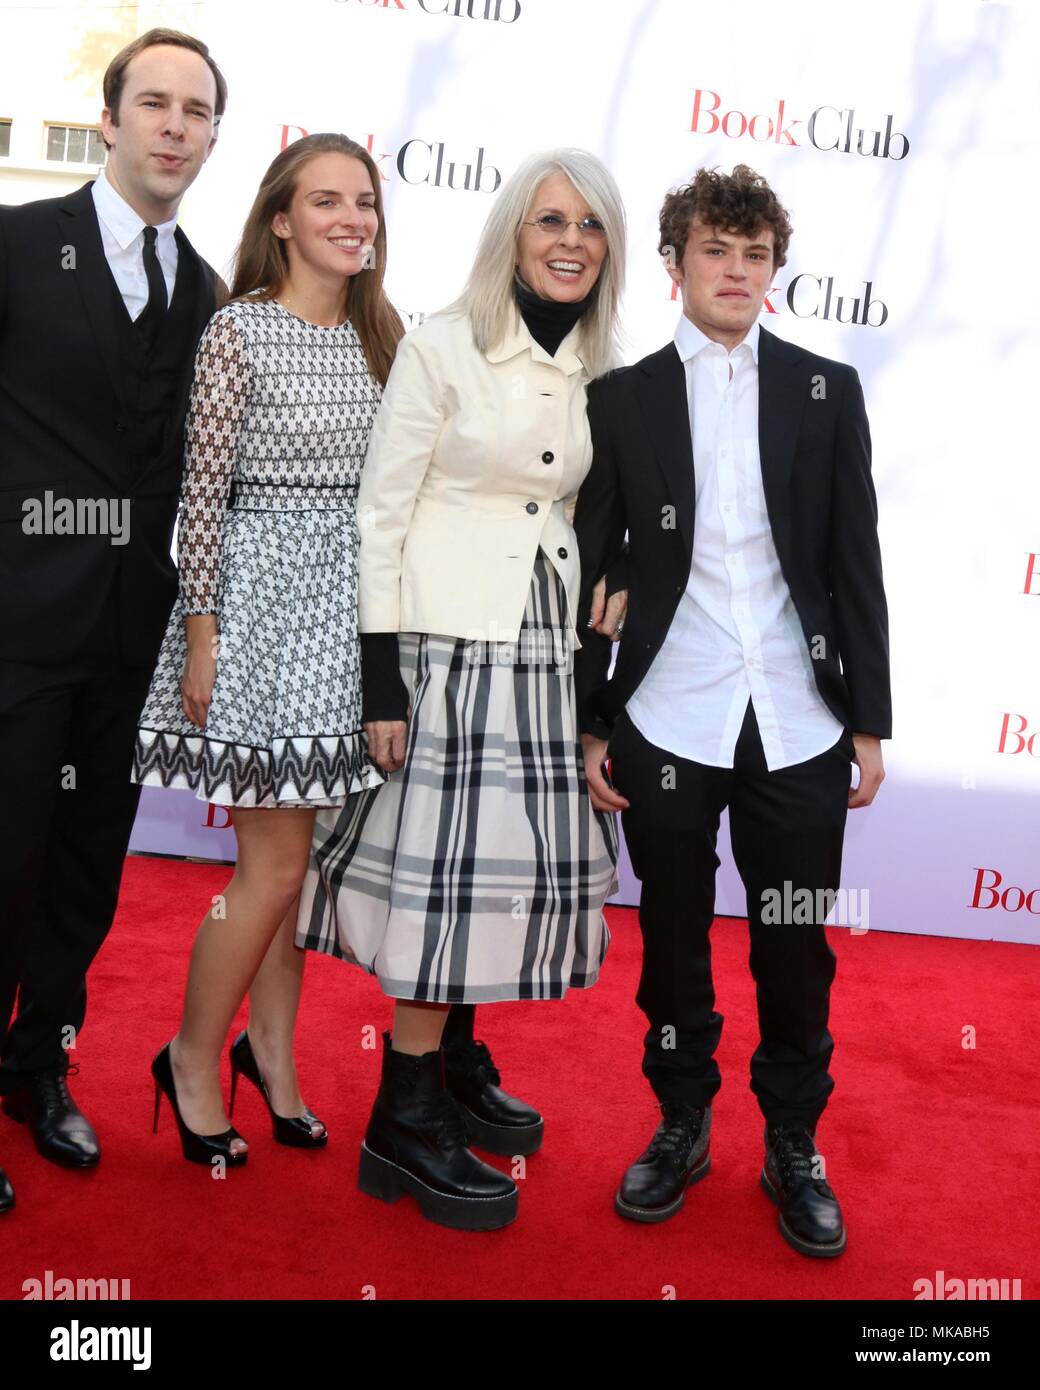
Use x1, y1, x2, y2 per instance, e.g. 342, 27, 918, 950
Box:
357, 308, 594, 644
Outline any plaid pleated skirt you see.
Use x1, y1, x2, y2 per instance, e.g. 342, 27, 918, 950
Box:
294, 550, 618, 1002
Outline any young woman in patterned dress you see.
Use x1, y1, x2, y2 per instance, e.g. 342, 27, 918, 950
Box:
132, 134, 402, 1165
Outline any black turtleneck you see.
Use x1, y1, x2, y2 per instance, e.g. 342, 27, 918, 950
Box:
513, 273, 595, 357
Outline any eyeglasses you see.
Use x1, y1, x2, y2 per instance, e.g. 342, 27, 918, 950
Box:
521, 214, 606, 240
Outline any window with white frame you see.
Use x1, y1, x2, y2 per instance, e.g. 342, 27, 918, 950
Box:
45, 124, 106, 165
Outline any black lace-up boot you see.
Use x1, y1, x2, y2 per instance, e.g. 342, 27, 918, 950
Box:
358, 1032, 518, 1231
615, 1102, 711, 1222
761, 1121, 845, 1257
442, 1028, 544, 1157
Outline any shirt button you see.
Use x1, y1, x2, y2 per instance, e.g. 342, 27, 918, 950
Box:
115, 421, 128, 434
557, 547, 568, 559
542, 451, 554, 464
526, 501, 538, 514
674, 583, 683, 595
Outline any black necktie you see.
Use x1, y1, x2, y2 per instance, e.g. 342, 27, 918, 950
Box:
136, 225, 168, 349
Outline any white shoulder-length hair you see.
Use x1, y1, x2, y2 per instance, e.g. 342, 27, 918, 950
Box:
445, 148, 626, 380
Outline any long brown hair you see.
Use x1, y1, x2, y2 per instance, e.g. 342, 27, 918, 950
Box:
230, 134, 404, 385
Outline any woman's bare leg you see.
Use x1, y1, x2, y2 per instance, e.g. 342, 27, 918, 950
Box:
167, 807, 316, 1153
244, 894, 324, 1136
392, 1000, 450, 1055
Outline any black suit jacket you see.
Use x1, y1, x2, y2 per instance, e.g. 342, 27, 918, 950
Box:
0, 181, 223, 666
573, 324, 892, 743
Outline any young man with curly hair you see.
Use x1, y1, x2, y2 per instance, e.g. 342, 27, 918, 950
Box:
573, 164, 891, 1257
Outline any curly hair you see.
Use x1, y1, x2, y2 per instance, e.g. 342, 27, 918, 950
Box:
658, 163, 792, 270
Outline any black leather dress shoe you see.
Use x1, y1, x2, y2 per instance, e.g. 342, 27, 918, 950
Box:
0, 1167, 14, 1213
615, 1103, 711, 1222
760, 1122, 845, 1257
1, 1066, 100, 1169
443, 1038, 544, 1156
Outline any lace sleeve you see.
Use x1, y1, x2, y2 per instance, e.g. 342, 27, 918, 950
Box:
177, 310, 251, 616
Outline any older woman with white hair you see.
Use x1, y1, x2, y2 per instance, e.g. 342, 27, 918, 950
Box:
296, 148, 627, 1230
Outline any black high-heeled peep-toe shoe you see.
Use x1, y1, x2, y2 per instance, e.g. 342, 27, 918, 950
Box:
228, 1031, 328, 1148
151, 1042, 248, 1167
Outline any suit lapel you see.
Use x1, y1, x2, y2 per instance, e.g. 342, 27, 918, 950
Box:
175, 224, 215, 330
757, 326, 808, 550
633, 327, 810, 564
57, 182, 129, 415
134, 229, 215, 490
636, 343, 695, 555
167, 227, 212, 463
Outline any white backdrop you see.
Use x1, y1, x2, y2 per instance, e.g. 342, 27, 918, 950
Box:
128, 0, 1040, 944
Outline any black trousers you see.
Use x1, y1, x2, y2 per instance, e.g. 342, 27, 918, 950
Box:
0, 591, 153, 1093
607, 700, 853, 1128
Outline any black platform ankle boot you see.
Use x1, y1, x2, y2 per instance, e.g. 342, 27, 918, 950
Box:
443, 1031, 544, 1157
358, 1031, 518, 1231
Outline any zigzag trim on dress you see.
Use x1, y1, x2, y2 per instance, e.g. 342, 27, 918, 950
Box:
133, 727, 385, 808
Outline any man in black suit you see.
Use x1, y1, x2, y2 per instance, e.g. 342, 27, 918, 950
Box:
0, 28, 227, 1207
574, 164, 890, 1257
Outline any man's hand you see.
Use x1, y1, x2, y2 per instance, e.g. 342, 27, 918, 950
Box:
582, 732, 630, 813
849, 733, 885, 808
365, 719, 408, 774
588, 575, 628, 640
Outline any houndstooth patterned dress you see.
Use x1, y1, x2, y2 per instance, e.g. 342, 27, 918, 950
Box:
133, 298, 386, 808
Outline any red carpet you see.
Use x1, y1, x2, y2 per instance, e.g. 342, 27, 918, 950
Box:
2, 856, 1037, 1301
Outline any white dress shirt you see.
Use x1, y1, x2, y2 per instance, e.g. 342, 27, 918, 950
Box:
91, 167, 178, 319
626, 313, 844, 771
